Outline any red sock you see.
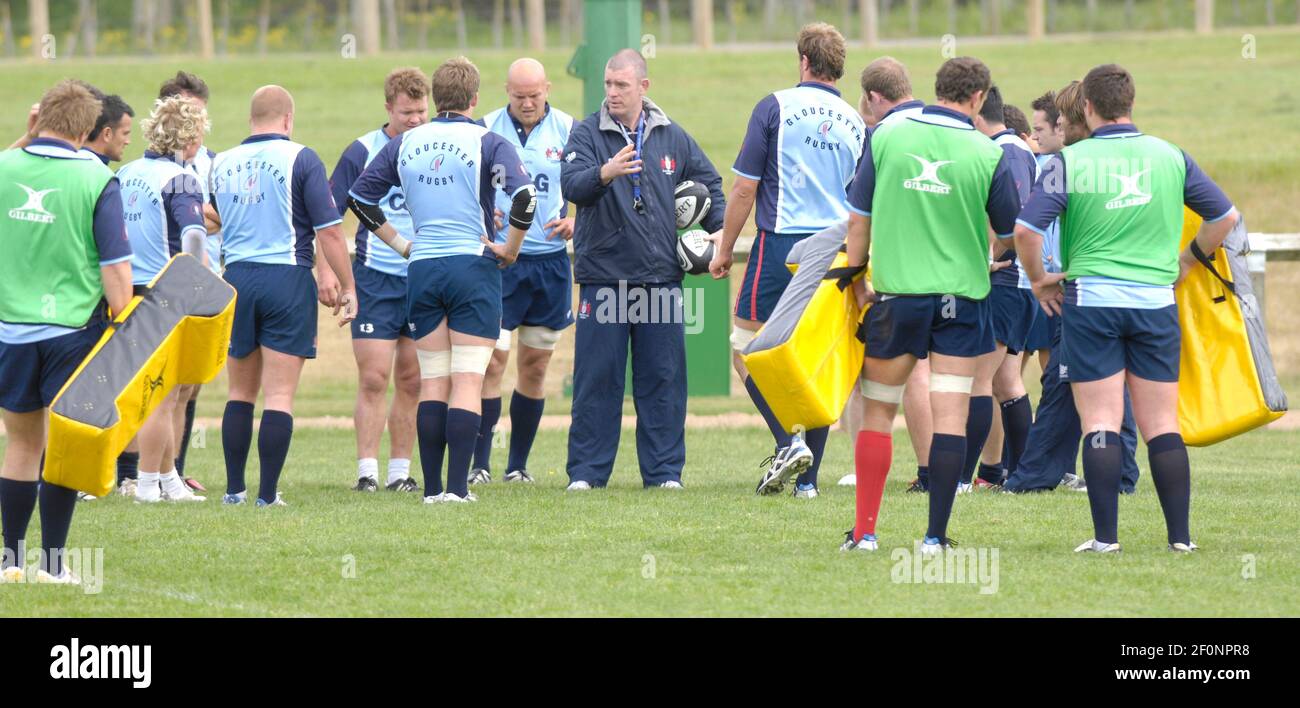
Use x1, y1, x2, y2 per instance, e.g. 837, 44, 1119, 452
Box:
855, 430, 893, 541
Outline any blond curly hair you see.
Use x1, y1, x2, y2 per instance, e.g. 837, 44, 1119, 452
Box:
140, 95, 210, 156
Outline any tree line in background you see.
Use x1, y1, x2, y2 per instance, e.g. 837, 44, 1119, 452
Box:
2, 0, 1297, 59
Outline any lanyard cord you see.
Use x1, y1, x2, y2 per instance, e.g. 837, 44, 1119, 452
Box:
617, 113, 646, 210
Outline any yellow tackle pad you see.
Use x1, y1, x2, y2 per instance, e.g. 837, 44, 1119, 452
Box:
45, 255, 236, 496
1176, 209, 1287, 446
743, 223, 868, 432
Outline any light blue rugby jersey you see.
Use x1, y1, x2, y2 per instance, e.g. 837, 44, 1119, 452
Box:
211, 134, 341, 268
331, 127, 413, 277
116, 152, 206, 285
1034, 152, 1063, 279
190, 146, 222, 274
349, 114, 532, 262
733, 82, 866, 235
481, 104, 573, 255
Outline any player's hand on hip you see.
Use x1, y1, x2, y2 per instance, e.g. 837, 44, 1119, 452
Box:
707, 231, 732, 279
493, 208, 506, 232
599, 143, 642, 184
853, 278, 877, 311
989, 258, 1012, 273
1175, 249, 1196, 288
337, 290, 357, 326
1031, 272, 1067, 317
544, 217, 575, 241
482, 235, 519, 268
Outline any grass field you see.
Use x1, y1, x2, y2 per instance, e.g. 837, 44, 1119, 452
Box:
1, 32, 1298, 616
2, 424, 1297, 617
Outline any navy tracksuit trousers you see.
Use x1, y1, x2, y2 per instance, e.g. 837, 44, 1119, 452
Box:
566, 283, 687, 487
1004, 313, 1141, 493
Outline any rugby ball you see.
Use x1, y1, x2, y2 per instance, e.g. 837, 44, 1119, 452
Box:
674, 180, 711, 230
677, 228, 715, 275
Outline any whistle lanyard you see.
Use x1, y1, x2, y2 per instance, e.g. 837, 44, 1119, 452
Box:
618, 113, 646, 213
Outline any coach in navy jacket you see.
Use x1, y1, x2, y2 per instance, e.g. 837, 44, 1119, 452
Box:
560, 49, 725, 489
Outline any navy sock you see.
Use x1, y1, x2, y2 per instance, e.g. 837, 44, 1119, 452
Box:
744, 376, 792, 449
1000, 395, 1032, 475
977, 462, 1004, 484
505, 392, 545, 472
960, 396, 994, 485
38, 482, 77, 576
417, 401, 449, 496
1147, 433, 1192, 546
175, 398, 197, 475
116, 451, 139, 485
1082, 431, 1123, 544
256, 411, 294, 504
796, 425, 830, 487
444, 408, 481, 498
926, 434, 966, 540
472, 397, 501, 472
222, 401, 255, 495
0, 478, 38, 569
916, 465, 929, 486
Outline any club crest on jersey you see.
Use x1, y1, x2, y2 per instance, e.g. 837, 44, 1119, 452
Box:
1105, 170, 1152, 210
661, 155, 676, 175
545, 146, 563, 162
578, 299, 592, 319
8, 184, 59, 224
127, 191, 140, 208
431, 154, 446, 172
817, 120, 833, 137
903, 154, 953, 195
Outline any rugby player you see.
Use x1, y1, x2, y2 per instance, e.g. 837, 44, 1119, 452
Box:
115, 95, 212, 503
472, 58, 576, 485
968, 86, 1040, 491
1002, 85, 1142, 495
840, 57, 1020, 552
1014, 64, 1238, 552
836, 57, 930, 492
158, 70, 220, 494
708, 23, 866, 498
0, 81, 133, 583
348, 56, 536, 503
214, 85, 357, 507
329, 67, 429, 493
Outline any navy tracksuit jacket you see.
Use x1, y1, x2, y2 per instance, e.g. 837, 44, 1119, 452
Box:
560, 97, 725, 486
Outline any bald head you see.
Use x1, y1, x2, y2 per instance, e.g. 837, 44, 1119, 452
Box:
507, 57, 547, 85
250, 85, 294, 125
606, 49, 648, 80
505, 58, 552, 130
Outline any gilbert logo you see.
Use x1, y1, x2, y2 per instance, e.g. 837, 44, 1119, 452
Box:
50, 638, 152, 688
1105, 170, 1151, 210
9, 184, 59, 224
903, 154, 953, 195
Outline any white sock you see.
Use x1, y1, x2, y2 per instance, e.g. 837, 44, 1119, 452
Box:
138, 471, 161, 493
358, 458, 379, 480
387, 458, 411, 485
160, 470, 186, 495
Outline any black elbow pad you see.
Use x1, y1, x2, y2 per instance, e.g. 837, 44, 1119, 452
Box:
348, 196, 387, 232
508, 185, 538, 230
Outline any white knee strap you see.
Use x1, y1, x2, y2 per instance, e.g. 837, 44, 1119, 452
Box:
861, 379, 905, 404
518, 325, 562, 351
494, 327, 512, 352
450, 345, 495, 374
730, 325, 757, 352
417, 349, 451, 379
930, 372, 974, 394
